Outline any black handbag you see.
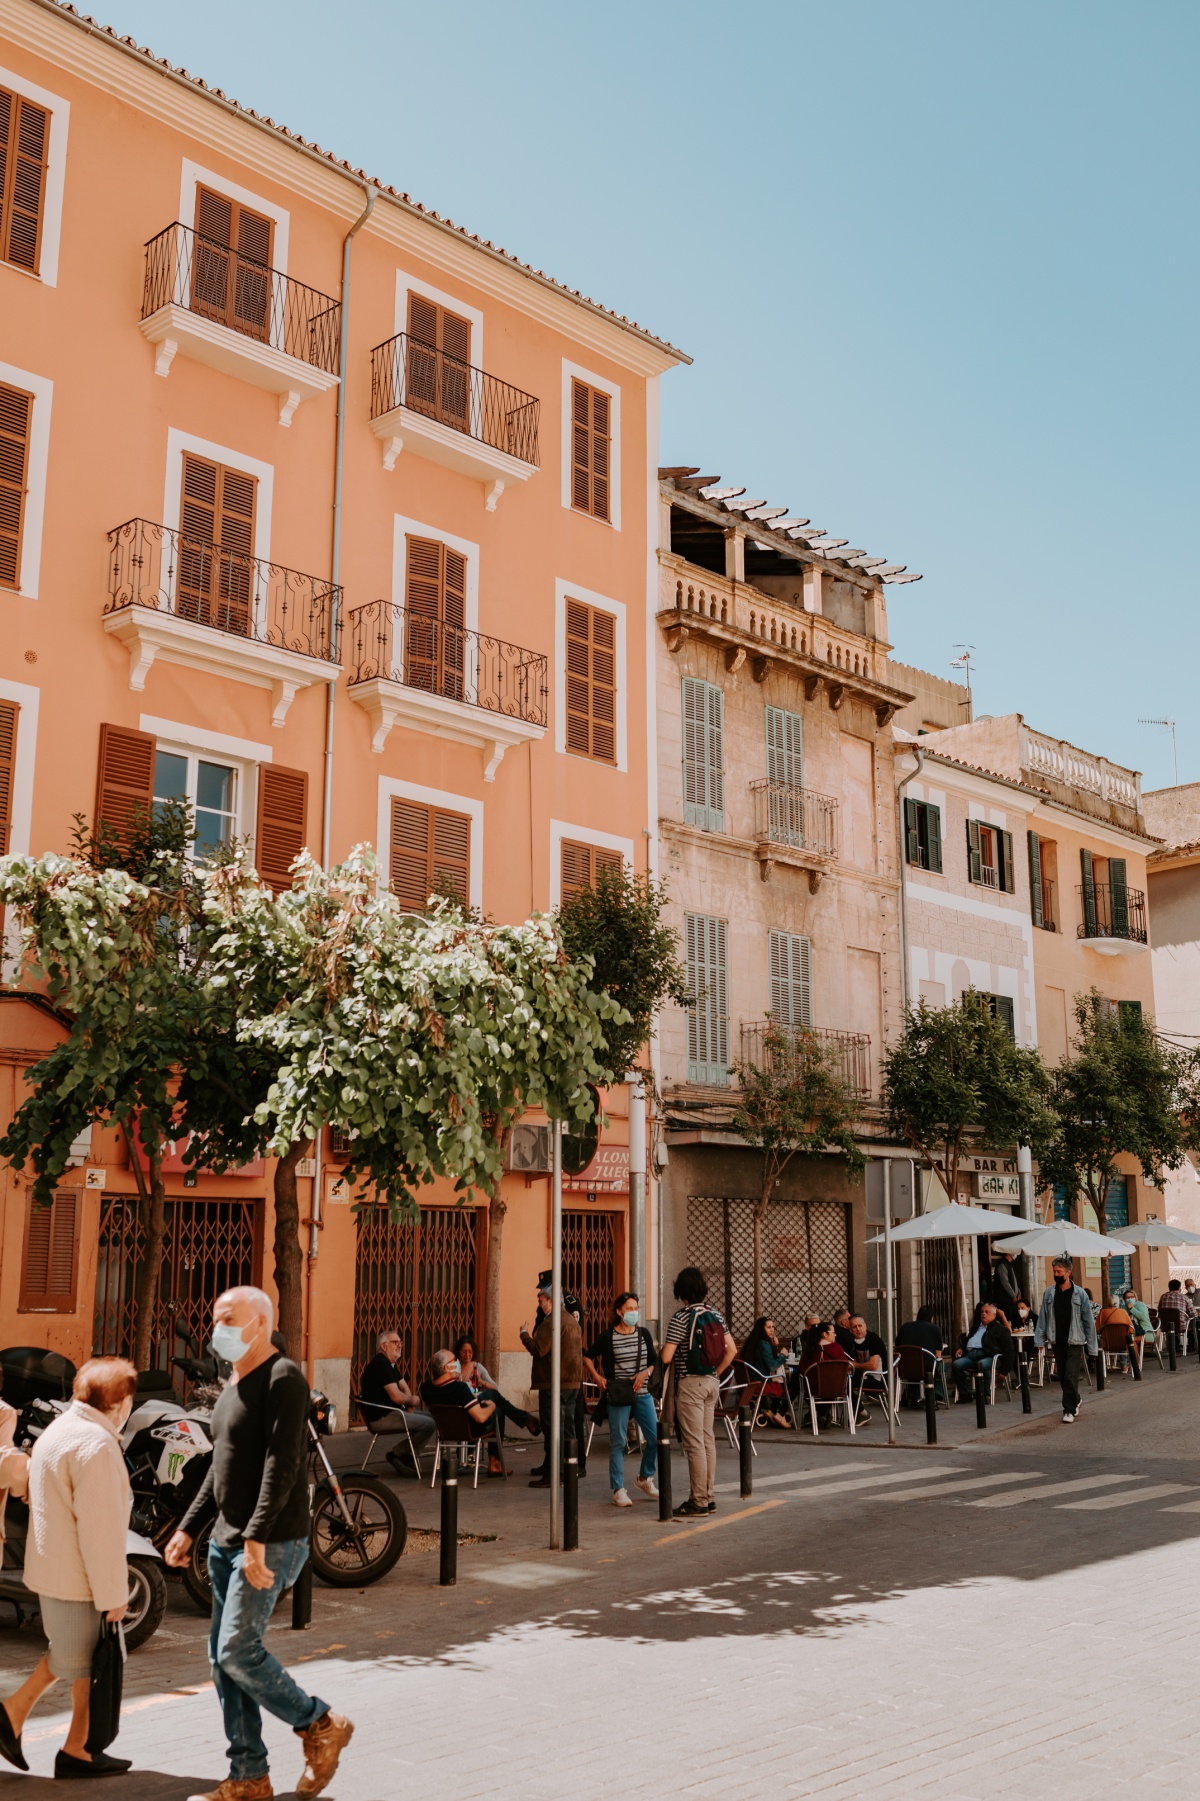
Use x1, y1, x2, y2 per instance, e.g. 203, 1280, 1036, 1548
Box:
607, 1375, 637, 1407
84, 1619, 125, 1754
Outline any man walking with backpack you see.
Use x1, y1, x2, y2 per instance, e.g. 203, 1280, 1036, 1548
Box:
660, 1267, 737, 1517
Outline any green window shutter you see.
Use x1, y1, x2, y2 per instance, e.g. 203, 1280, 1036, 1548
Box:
1118, 999, 1143, 1029
926, 804, 942, 873
904, 798, 920, 865
682, 678, 724, 832
768, 930, 812, 1028
1080, 847, 1096, 935
686, 912, 729, 1084
1108, 856, 1128, 935
765, 705, 803, 787
993, 994, 1015, 1038
999, 830, 1014, 894
1027, 831, 1043, 927
966, 819, 982, 885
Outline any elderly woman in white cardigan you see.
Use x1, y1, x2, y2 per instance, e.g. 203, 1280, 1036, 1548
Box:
0, 1357, 138, 1781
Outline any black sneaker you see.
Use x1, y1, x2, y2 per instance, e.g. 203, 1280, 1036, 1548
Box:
672, 1498, 707, 1518
706, 1501, 716, 1513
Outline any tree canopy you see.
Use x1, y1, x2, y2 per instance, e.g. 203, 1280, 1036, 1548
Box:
556, 863, 687, 1082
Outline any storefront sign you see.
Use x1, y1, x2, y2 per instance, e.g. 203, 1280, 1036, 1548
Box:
976, 1173, 1021, 1201
564, 1144, 629, 1194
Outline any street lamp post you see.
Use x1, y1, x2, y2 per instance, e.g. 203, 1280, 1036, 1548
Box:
549, 1119, 563, 1551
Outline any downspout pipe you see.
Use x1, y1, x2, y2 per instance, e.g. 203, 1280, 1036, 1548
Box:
895, 744, 925, 1237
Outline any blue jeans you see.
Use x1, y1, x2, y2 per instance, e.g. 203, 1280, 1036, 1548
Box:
953, 1352, 995, 1401
607, 1389, 658, 1492
208, 1537, 328, 1782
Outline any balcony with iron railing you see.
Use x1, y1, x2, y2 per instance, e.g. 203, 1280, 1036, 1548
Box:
139, 223, 342, 424
369, 332, 541, 508
103, 519, 340, 725
346, 599, 548, 778
1077, 881, 1148, 955
739, 1021, 873, 1099
750, 778, 838, 887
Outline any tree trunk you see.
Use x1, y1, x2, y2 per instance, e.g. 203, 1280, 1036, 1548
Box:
483, 1186, 507, 1378
752, 1168, 773, 1320
133, 1154, 167, 1373
1094, 1179, 1112, 1306
272, 1139, 311, 1361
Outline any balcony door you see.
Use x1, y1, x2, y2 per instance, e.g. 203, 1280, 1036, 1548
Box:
404, 534, 465, 701
178, 454, 257, 636
406, 294, 471, 433
192, 186, 274, 341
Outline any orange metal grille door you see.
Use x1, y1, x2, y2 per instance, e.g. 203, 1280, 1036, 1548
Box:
352, 1205, 479, 1395
562, 1209, 621, 1351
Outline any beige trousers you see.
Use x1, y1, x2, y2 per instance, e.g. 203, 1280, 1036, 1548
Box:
673, 1372, 719, 1506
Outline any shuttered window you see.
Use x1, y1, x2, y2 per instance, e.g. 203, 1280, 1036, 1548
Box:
256, 765, 307, 894
19, 1190, 79, 1313
405, 535, 466, 698
179, 454, 257, 633
0, 699, 16, 856
1080, 847, 1096, 935
682, 677, 724, 831
765, 706, 804, 788
565, 599, 616, 763
1107, 855, 1129, 936
0, 382, 32, 590
571, 379, 611, 521
966, 820, 1013, 892
406, 293, 471, 429
192, 186, 273, 338
686, 912, 729, 1086
390, 798, 471, 912
94, 722, 155, 849
905, 799, 942, 872
769, 930, 812, 1028
0, 87, 49, 274
560, 839, 623, 904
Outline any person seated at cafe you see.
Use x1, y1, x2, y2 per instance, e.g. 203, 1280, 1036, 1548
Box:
1158, 1279, 1195, 1343
1123, 1289, 1154, 1340
809, 1322, 854, 1368
420, 1348, 507, 1478
358, 1328, 436, 1476
847, 1315, 887, 1372
795, 1322, 829, 1376
1012, 1297, 1036, 1332
455, 1336, 540, 1441
1094, 1298, 1135, 1372
833, 1308, 857, 1355
738, 1318, 792, 1428
952, 1302, 1013, 1402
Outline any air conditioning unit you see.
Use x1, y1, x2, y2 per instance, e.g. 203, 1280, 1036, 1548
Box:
508, 1124, 552, 1174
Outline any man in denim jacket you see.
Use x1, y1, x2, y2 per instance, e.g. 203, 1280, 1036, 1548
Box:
1035, 1257, 1098, 1422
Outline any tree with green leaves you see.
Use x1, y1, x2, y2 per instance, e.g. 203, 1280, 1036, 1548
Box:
731, 1024, 865, 1317
556, 864, 688, 1083
1039, 990, 1200, 1301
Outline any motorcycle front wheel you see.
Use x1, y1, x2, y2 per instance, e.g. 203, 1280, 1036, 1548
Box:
124, 1557, 168, 1650
181, 1513, 215, 1614
309, 1473, 406, 1586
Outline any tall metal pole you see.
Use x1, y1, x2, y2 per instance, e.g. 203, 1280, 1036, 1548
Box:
627, 1072, 647, 1306
549, 1119, 563, 1551
883, 1159, 896, 1446
1017, 1144, 1035, 1304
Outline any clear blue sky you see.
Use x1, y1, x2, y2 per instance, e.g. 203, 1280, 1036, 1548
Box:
95, 0, 1198, 792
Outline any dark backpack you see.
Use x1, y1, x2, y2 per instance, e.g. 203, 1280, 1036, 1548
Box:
685, 1306, 726, 1376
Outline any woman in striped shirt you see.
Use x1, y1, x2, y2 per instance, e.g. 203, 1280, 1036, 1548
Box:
584, 1294, 659, 1508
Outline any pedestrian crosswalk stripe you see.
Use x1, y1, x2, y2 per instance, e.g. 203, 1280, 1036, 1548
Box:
779, 1466, 961, 1499
969, 1475, 1137, 1508
1159, 1499, 1200, 1514
714, 1463, 865, 1494
879, 1473, 1043, 1500
1058, 1484, 1193, 1511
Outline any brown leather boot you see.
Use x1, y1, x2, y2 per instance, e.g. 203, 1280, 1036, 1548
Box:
186, 1778, 273, 1801
295, 1711, 354, 1798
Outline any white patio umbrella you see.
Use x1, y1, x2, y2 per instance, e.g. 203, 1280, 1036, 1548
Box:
868, 1201, 1032, 1245
994, 1223, 1135, 1258
1114, 1218, 1200, 1302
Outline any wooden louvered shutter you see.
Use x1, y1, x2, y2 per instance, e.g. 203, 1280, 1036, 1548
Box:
565, 599, 617, 764
404, 535, 463, 696
94, 722, 155, 849
233, 202, 272, 339
560, 840, 623, 904
765, 706, 803, 788
1080, 846, 1097, 935
0, 89, 49, 274
904, 799, 920, 866
432, 807, 470, 903
0, 699, 17, 855
999, 830, 1014, 895
1028, 831, 1043, 928
572, 379, 611, 520
686, 913, 729, 1086
180, 456, 255, 632
1108, 855, 1128, 935
0, 382, 31, 590
390, 799, 471, 912
769, 930, 812, 1029
406, 296, 470, 426
19, 1190, 79, 1313
926, 803, 942, 874
682, 677, 724, 831
966, 819, 982, 885
256, 764, 307, 894
193, 187, 272, 335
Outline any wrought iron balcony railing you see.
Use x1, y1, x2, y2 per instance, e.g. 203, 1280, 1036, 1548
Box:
141, 223, 341, 372
739, 1021, 872, 1098
106, 519, 339, 663
750, 778, 839, 857
1077, 881, 1148, 944
370, 332, 541, 467
346, 600, 548, 727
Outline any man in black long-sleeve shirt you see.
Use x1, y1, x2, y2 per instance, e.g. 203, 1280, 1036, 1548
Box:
166, 1288, 353, 1801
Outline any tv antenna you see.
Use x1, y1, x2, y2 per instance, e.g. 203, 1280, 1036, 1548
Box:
1138, 717, 1178, 785
950, 645, 976, 716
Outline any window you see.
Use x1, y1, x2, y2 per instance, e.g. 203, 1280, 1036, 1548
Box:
406, 292, 470, 430
905, 799, 942, 873
686, 913, 728, 1086
560, 839, 623, 904
682, 676, 724, 831
405, 534, 466, 698
179, 453, 257, 633
192, 185, 273, 339
154, 748, 237, 859
0, 86, 48, 274
0, 697, 15, 854
94, 722, 156, 851
0, 382, 31, 589
966, 819, 1013, 892
1027, 831, 1057, 930
565, 598, 616, 762
390, 797, 470, 912
982, 992, 1015, 1037
255, 766, 306, 893
1117, 999, 1143, 1029
18, 1190, 79, 1313
571, 378, 610, 520
769, 930, 812, 1028
765, 706, 803, 787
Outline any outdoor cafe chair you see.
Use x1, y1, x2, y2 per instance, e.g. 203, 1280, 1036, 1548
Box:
350, 1393, 426, 1480
736, 1359, 794, 1434
894, 1342, 949, 1410
986, 1355, 1016, 1404
802, 1361, 859, 1437
426, 1401, 505, 1489
715, 1367, 756, 1453
1099, 1321, 1139, 1377
858, 1354, 901, 1427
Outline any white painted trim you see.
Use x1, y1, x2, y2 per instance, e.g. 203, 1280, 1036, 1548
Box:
548, 819, 635, 910
393, 269, 483, 367
0, 360, 51, 599
561, 358, 621, 531
391, 514, 479, 634
554, 577, 628, 772
148, 734, 254, 850
178, 158, 290, 274
0, 65, 69, 287
0, 675, 39, 854
906, 879, 1034, 932
163, 428, 274, 564
139, 714, 273, 765
376, 776, 484, 914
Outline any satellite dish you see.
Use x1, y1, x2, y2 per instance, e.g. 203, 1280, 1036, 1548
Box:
561, 1089, 601, 1177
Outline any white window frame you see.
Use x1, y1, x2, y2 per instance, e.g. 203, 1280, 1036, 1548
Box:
376, 776, 484, 915
561, 358, 621, 531
0, 674, 39, 978
393, 270, 483, 367
178, 160, 290, 274
0, 66, 69, 287
142, 716, 271, 862
548, 820, 634, 911
554, 577, 627, 771
392, 513, 480, 633
163, 429, 274, 563
0, 361, 51, 599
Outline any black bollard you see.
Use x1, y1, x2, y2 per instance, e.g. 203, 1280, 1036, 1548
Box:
1019, 1347, 1032, 1415
1130, 1333, 1143, 1382
1168, 1327, 1178, 1372
291, 1550, 313, 1630
439, 1449, 458, 1587
923, 1377, 938, 1444
563, 1437, 579, 1551
1095, 1347, 1106, 1392
738, 1406, 753, 1499
974, 1366, 988, 1430
656, 1416, 672, 1521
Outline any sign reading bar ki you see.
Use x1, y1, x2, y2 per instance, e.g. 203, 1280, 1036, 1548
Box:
564, 1145, 630, 1194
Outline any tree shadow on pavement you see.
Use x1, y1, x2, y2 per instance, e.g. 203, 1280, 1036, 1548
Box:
0, 1776, 214, 1798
